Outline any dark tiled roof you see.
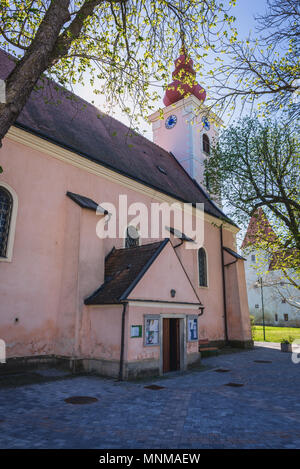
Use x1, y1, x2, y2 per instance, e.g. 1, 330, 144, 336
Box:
0, 49, 234, 225
241, 208, 277, 249
85, 240, 168, 305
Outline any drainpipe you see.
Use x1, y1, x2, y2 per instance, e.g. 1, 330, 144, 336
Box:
220, 225, 229, 342
118, 302, 128, 381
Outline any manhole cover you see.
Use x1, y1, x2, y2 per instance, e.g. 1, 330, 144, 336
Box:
144, 384, 165, 390
225, 382, 244, 387
214, 368, 230, 373
64, 396, 98, 405
254, 360, 272, 363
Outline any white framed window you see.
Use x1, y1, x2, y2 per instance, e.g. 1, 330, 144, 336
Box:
144, 315, 160, 346
0, 182, 18, 262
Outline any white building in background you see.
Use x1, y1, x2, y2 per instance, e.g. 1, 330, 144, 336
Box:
242, 209, 300, 327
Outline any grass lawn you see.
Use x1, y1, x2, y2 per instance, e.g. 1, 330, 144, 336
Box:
253, 325, 300, 343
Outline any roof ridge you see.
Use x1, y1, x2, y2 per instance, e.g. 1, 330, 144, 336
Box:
113, 239, 165, 254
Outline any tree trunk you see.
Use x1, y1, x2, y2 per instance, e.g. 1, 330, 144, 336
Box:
0, 0, 70, 146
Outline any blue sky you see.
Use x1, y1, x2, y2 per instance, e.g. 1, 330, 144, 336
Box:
232, 0, 267, 39
74, 0, 271, 140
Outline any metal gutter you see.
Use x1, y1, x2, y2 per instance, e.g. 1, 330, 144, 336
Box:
220, 225, 229, 342
118, 302, 128, 381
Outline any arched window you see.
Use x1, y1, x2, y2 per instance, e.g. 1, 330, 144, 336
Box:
125, 225, 140, 248
198, 248, 208, 287
203, 134, 210, 155
0, 186, 13, 258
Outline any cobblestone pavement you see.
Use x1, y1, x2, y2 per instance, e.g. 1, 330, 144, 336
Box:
0, 346, 300, 449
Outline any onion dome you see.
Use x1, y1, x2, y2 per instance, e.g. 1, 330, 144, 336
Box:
163, 51, 206, 107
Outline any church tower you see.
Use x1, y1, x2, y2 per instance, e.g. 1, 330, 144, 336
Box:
148, 50, 221, 200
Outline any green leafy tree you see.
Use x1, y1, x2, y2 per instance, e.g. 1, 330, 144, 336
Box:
207, 0, 300, 120
0, 0, 236, 151
205, 116, 300, 286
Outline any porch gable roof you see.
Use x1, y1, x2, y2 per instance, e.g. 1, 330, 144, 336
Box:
84, 240, 169, 305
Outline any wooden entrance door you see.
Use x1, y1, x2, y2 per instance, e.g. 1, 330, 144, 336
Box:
163, 318, 180, 373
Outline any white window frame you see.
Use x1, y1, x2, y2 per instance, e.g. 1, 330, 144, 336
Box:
0, 182, 18, 262
144, 314, 160, 346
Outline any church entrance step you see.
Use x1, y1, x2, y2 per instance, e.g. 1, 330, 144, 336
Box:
199, 348, 220, 358
198, 339, 219, 357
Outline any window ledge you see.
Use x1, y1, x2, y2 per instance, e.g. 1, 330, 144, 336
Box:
0, 256, 12, 263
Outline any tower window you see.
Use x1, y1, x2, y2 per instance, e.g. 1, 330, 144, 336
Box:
125, 225, 140, 248
203, 134, 210, 155
0, 186, 13, 258
198, 247, 208, 287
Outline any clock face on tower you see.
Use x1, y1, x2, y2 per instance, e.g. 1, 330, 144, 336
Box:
165, 115, 177, 129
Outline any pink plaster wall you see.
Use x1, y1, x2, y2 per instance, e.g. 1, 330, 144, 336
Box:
223, 231, 251, 341
174, 223, 226, 341
80, 305, 123, 360
128, 241, 199, 304
224, 251, 251, 341
0, 136, 107, 358
127, 304, 198, 362
0, 130, 251, 363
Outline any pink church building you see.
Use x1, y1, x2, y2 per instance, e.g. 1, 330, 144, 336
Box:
0, 49, 252, 379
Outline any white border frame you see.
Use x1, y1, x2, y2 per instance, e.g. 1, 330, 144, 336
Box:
0, 182, 18, 262
144, 314, 160, 347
